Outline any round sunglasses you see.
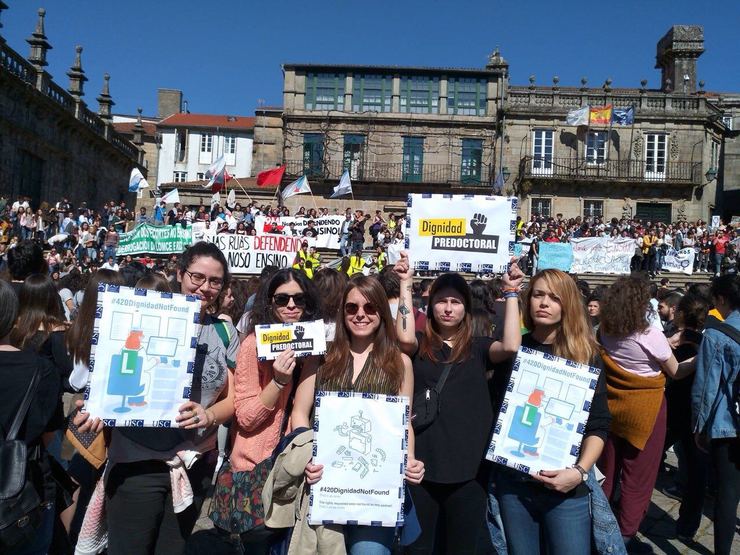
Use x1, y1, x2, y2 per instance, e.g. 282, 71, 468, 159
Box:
344, 302, 378, 316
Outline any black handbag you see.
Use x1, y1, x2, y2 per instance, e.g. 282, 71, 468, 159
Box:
412, 363, 453, 433
0, 365, 44, 550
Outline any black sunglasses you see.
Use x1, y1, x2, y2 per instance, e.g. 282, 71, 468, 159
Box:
344, 302, 378, 316
272, 293, 307, 307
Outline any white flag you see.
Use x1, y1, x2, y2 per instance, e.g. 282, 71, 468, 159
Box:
281, 175, 312, 200
330, 170, 353, 198
566, 106, 590, 126
210, 191, 221, 207
160, 188, 180, 205
204, 155, 226, 189
128, 168, 149, 192
226, 189, 236, 209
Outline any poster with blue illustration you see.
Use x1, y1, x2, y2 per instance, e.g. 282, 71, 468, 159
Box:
82, 284, 201, 427
486, 347, 600, 475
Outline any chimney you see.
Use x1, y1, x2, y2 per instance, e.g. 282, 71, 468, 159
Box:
655, 25, 704, 94
157, 88, 182, 119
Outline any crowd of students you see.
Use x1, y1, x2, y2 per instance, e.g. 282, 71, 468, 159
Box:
2, 229, 738, 555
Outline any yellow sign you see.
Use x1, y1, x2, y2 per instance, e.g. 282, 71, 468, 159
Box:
418, 218, 466, 237
261, 329, 293, 344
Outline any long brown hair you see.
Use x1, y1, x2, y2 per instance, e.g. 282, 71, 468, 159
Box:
599, 277, 651, 338
11, 273, 66, 350
320, 276, 404, 392
419, 273, 473, 364
522, 269, 596, 365
66, 269, 126, 365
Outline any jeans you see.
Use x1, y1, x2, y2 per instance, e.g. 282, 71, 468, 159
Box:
710, 439, 740, 555
714, 253, 723, 275
496, 477, 592, 555
104, 246, 117, 260
344, 525, 395, 555
339, 233, 350, 257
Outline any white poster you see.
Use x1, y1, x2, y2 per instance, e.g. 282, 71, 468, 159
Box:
310, 392, 408, 527
486, 347, 601, 476
201, 233, 302, 274
255, 215, 343, 249
405, 194, 517, 274
662, 247, 695, 275
569, 237, 636, 275
83, 285, 201, 427
255, 320, 327, 361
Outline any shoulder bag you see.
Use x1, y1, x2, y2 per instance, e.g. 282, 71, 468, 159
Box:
412, 362, 453, 433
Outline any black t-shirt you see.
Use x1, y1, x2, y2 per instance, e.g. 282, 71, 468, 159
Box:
0, 350, 63, 446
412, 333, 494, 483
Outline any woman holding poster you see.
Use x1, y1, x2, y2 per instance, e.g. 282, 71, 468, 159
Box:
491, 269, 613, 555
394, 253, 524, 555
292, 275, 424, 554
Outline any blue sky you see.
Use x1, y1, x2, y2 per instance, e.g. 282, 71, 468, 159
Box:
2, 0, 739, 117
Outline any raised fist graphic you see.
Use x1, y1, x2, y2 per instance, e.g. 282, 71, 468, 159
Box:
294, 325, 305, 340
470, 213, 487, 235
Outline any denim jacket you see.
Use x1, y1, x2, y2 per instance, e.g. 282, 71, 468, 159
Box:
691, 310, 740, 439
487, 468, 626, 555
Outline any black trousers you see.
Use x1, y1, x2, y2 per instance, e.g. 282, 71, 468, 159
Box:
105, 455, 215, 555
711, 438, 740, 555
406, 476, 488, 555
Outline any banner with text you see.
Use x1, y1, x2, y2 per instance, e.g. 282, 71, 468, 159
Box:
406, 194, 517, 274
117, 224, 193, 256
662, 247, 695, 275
310, 392, 408, 527
201, 233, 301, 274
537, 242, 574, 272
255, 320, 327, 361
255, 215, 343, 249
569, 237, 637, 275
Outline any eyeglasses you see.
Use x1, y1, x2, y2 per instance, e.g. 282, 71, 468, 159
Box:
344, 302, 378, 316
184, 270, 224, 289
272, 293, 307, 307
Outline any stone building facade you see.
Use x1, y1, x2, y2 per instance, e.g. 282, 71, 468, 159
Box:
0, 6, 144, 209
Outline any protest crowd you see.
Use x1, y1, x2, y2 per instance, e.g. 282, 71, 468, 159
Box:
0, 191, 738, 555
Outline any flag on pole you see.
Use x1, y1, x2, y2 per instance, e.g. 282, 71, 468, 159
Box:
565, 106, 590, 126
256, 165, 286, 187
210, 191, 221, 208
589, 105, 613, 125
226, 189, 236, 209
204, 155, 232, 192
611, 106, 635, 126
492, 170, 505, 194
281, 175, 312, 200
160, 188, 180, 205
128, 168, 149, 192
330, 170, 353, 198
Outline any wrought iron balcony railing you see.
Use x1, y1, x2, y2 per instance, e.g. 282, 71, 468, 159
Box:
521, 156, 701, 184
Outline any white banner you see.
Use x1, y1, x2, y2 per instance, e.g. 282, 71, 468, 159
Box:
255, 215, 344, 249
662, 247, 695, 275
406, 194, 517, 274
83, 285, 200, 427
255, 320, 327, 361
202, 233, 301, 274
486, 347, 601, 475
569, 237, 637, 275
310, 392, 408, 527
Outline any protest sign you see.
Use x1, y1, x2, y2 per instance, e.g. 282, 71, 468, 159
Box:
255, 320, 327, 361
83, 284, 200, 427
310, 392, 408, 527
255, 215, 344, 249
569, 237, 636, 274
201, 233, 302, 274
486, 346, 601, 475
405, 194, 517, 274
117, 223, 193, 256
537, 242, 573, 271
662, 247, 695, 275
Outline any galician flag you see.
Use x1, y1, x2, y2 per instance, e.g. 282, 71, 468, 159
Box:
566, 106, 589, 126
330, 170, 353, 198
281, 175, 312, 200
590, 105, 613, 125
204, 155, 232, 192
128, 167, 149, 192
160, 188, 180, 205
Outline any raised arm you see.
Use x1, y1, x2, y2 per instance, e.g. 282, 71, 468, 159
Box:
394, 251, 418, 356
488, 260, 525, 363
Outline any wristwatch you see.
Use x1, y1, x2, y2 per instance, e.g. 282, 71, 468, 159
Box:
572, 464, 588, 482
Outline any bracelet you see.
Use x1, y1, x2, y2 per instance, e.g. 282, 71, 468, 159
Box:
502, 287, 519, 293
273, 377, 288, 389
503, 291, 519, 299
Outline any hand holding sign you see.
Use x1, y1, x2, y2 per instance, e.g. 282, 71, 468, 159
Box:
272, 348, 296, 385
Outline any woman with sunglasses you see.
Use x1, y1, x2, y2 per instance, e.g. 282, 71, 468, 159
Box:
394, 252, 524, 554
225, 269, 321, 552
73, 242, 239, 555
291, 275, 424, 554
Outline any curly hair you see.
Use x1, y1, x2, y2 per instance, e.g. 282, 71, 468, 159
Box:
599, 277, 651, 338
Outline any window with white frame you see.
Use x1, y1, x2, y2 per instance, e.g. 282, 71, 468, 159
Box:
532, 130, 554, 175
200, 134, 213, 153
586, 131, 607, 165
583, 200, 604, 219
196, 172, 205, 180
173, 171, 187, 183
224, 136, 236, 155
722, 115, 733, 130
644, 133, 667, 179
531, 198, 551, 218
710, 140, 720, 171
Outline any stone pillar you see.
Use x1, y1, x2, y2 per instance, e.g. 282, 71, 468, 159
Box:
26, 8, 52, 90
655, 25, 704, 94
344, 74, 353, 112
439, 76, 448, 115
392, 75, 400, 112
97, 73, 114, 139
133, 108, 145, 165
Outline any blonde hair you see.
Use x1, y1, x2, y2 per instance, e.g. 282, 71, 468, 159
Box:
523, 269, 596, 365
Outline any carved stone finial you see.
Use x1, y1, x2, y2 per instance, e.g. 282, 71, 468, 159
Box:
528, 75, 535, 89
96, 73, 115, 120
603, 78, 612, 92
132, 107, 145, 145
486, 46, 508, 69
698, 80, 705, 90
552, 76, 559, 90
27, 7, 52, 69
640, 79, 648, 89
67, 45, 88, 98
665, 77, 672, 93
